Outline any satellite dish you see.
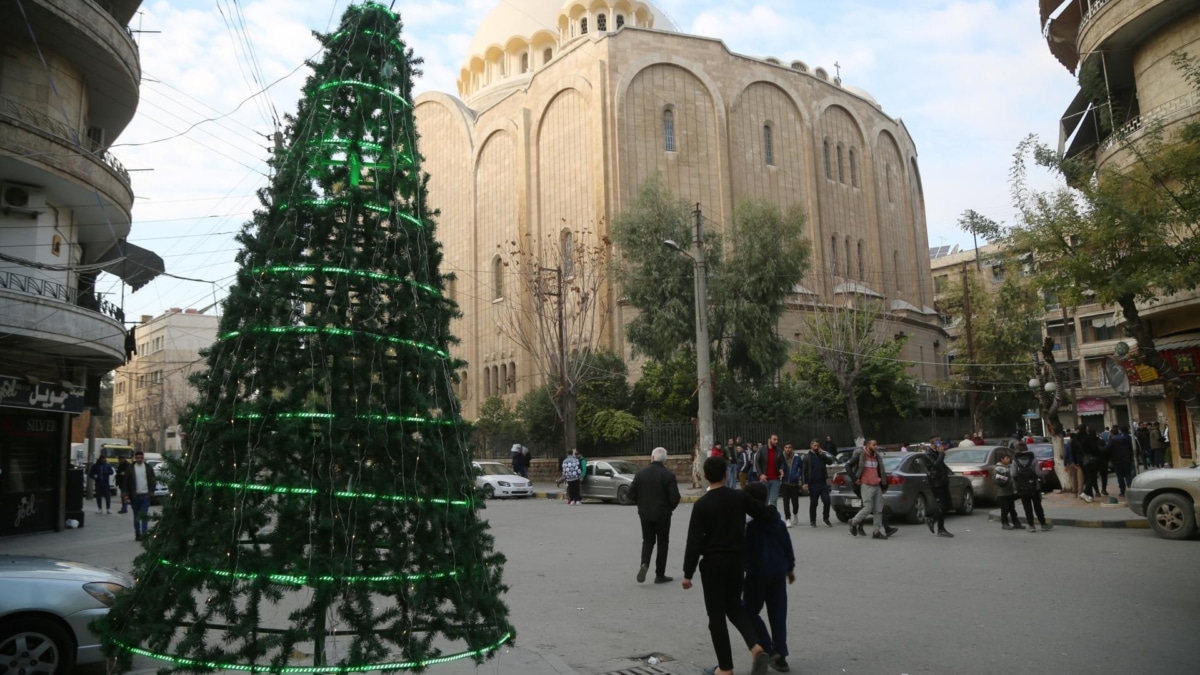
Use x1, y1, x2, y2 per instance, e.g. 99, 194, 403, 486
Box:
1105, 356, 1130, 397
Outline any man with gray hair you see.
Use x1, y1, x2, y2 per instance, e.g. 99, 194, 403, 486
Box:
628, 446, 682, 583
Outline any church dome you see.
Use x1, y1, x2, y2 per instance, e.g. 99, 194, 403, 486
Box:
460, 0, 677, 100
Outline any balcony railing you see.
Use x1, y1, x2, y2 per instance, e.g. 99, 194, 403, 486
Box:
0, 269, 125, 323
1100, 91, 1200, 152
0, 96, 131, 187
1082, 0, 1116, 29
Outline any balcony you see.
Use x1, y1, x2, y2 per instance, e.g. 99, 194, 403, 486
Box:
0, 268, 124, 324
0, 269, 126, 368
1098, 90, 1200, 155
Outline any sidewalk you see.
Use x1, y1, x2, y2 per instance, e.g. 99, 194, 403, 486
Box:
985, 490, 1149, 528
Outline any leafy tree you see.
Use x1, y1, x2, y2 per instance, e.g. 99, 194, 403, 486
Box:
515, 385, 560, 448
630, 351, 698, 423
611, 175, 811, 382
474, 396, 523, 451
515, 350, 639, 452
97, 5, 512, 672
790, 332, 916, 424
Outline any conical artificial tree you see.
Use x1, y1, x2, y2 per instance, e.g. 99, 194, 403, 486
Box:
97, 3, 513, 672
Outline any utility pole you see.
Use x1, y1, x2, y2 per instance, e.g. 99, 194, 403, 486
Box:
1061, 305, 1079, 429
538, 266, 570, 452
961, 263, 978, 434
693, 205, 713, 462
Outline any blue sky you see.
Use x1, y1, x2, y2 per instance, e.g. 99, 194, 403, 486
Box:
108, 0, 1078, 319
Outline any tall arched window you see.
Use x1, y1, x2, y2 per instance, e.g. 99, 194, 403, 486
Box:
830, 236, 839, 275
520, 53, 529, 73
581, 17, 588, 34
492, 254, 504, 300
561, 228, 575, 278
823, 140, 831, 179
893, 251, 901, 291
484, 367, 492, 398
616, 14, 625, 28
508, 361, 517, 393
849, 148, 858, 187
837, 144, 845, 183
844, 237, 852, 278
543, 47, 553, 64
492, 366, 500, 396
857, 240, 865, 280
597, 14, 607, 31
499, 363, 507, 395
663, 108, 676, 152
763, 124, 774, 166
886, 164, 894, 203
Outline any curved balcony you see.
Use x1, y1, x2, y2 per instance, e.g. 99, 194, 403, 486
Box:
1096, 90, 1200, 169
0, 274, 126, 368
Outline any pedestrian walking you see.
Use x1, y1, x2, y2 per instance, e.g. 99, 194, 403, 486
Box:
923, 441, 955, 538
736, 444, 752, 489
115, 456, 131, 513
994, 449, 1023, 530
801, 439, 835, 528
723, 439, 739, 488
122, 450, 156, 541
681, 457, 773, 675
1097, 426, 1116, 495
1149, 423, 1166, 468
89, 456, 115, 514
511, 443, 525, 477
561, 451, 582, 505
1014, 443, 1052, 532
754, 435, 783, 507
1077, 425, 1100, 502
822, 435, 837, 456
629, 447, 682, 584
778, 443, 803, 527
1104, 426, 1135, 497
741, 482, 795, 674
847, 440, 892, 540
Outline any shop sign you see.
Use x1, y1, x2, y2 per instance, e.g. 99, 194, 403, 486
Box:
1, 492, 53, 536
1076, 398, 1107, 414
1121, 346, 1200, 385
0, 375, 83, 414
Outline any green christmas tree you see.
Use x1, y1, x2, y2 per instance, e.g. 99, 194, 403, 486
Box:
97, 3, 513, 672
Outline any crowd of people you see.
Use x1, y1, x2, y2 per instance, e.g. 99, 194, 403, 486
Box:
1060, 421, 1169, 501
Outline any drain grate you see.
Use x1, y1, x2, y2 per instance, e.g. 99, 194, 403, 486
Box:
594, 667, 672, 675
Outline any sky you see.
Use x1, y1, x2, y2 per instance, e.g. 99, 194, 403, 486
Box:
104, 0, 1079, 321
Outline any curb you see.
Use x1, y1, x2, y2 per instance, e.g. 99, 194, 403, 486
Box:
985, 509, 1149, 529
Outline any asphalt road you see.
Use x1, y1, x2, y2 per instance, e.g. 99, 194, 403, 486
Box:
483, 497, 1198, 675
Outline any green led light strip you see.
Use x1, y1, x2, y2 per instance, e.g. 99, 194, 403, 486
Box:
312, 138, 415, 166
116, 632, 512, 673
221, 326, 448, 359
276, 199, 425, 228
189, 480, 472, 507
158, 558, 462, 587
251, 265, 441, 298
317, 79, 411, 107
201, 412, 455, 426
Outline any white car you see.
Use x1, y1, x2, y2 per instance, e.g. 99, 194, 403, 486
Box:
472, 461, 532, 499
1127, 466, 1200, 540
0, 555, 133, 674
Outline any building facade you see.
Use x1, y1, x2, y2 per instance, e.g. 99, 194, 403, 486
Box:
112, 309, 220, 457
1043, 0, 1200, 460
415, 0, 943, 419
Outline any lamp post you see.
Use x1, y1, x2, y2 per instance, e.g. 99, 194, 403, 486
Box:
664, 204, 713, 464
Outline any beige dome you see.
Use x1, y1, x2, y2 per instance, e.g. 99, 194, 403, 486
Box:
460, 1, 677, 98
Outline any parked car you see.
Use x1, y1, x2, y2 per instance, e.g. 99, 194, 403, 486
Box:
580, 459, 639, 505
1026, 443, 1060, 491
1127, 466, 1200, 540
830, 453, 974, 524
0, 555, 133, 675
472, 461, 533, 499
146, 460, 172, 504
943, 446, 1009, 502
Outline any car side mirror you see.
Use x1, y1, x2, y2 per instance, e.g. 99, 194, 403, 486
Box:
598, 469, 613, 477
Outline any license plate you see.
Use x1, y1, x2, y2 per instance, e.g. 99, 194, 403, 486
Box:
850, 499, 862, 507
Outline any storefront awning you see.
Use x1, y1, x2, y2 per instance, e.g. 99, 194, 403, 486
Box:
94, 241, 164, 292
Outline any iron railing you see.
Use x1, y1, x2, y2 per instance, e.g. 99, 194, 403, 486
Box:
0, 96, 131, 187
0, 269, 124, 322
1100, 91, 1200, 152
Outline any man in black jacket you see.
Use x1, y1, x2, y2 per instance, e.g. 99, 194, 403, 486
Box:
1103, 426, 1136, 497
801, 439, 835, 528
628, 446, 682, 584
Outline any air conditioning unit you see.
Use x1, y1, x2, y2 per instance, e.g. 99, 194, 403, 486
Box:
1, 183, 47, 212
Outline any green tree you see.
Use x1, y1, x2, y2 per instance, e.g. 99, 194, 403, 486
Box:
474, 396, 523, 452
790, 332, 916, 424
629, 351, 698, 423
97, 5, 512, 672
611, 175, 811, 382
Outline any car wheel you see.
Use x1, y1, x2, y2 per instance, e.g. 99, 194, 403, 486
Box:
909, 494, 927, 524
1147, 493, 1197, 540
617, 485, 632, 506
957, 489, 975, 515
835, 511, 850, 523
0, 616, 76, 675
480, 484, 495, 500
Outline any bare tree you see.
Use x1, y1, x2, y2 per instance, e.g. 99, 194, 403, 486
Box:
500, 228, 613, 452
794, 293, 898, 445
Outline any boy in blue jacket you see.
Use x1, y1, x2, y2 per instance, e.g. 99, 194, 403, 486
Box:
742, 482, 796, 672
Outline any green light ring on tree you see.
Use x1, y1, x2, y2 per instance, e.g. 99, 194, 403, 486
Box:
115, 632, 513, 673
221, 326, 449, 359
317, 79, 411, 107
157, 558, 464, 586
251, 264, 440, 297
276, 199, 425, 228
327, 29, 406, 55
189, 480, 473, 507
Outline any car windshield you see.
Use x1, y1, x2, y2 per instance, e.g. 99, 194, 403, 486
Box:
476, 463, 512, 476
1029, 444, 1054, 460
945, 448, 991, 464
607, 461, 639, 475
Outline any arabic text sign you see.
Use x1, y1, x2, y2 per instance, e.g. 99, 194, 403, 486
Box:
0, 375, 84, 414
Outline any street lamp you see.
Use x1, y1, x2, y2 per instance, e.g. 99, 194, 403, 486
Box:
663, 205, 713, 463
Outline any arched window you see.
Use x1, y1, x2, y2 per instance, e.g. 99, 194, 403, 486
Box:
616, 14, 625, 28
492, 366, 500, 396
484, 367, 492, 398
520, 53, 529, 73
763, 124, 774, 166
830, 236, 839, 275
857, 240, 865, 280
543, 47, 553, 64
893, 251, 901, 291
499, 363, 507, 395
849, 148, 858, 187
492, 254, 504, 300
581, 17, 588, 34
837, 144, 845, 183
886, 164, 894, 203
823, 140, 831, 179
561, 228, 575, 278
598, 14, 607, 31
663, 108, 676, 152
508, 361, 517, 393
844, 237, 851, 278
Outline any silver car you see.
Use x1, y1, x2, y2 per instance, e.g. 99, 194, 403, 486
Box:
943, 446, 1007, 501
1127, 466, 1200, 540
0, 555, 133, 674
830, 452, 974, 524
580, 459, 639, 505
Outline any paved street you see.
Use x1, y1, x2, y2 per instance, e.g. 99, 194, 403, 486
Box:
4, 497, 1197, 675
